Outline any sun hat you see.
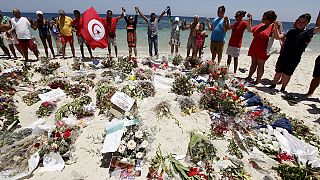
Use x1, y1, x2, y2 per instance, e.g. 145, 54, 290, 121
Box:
175, 17, 179, 22
59, 10, 65, 15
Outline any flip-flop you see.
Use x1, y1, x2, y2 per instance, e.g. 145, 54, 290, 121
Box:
283, 95, 298, 105
239, 68, 248, 73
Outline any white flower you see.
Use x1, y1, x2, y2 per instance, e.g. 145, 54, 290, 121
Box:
51, 143, 58, 149
136, 152, 144, 159
135, 131, 144, 139
118, 144, 126, 153
141, 140, 149, 148
127, 140, 136, 150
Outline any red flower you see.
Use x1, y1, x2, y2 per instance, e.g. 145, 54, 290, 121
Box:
277, 152, 294, 163
228, 92, 233, 97
239, 84, 244, 88
55, 131, 62, 139
220, 94, 227, 99
34, 142, 41, 148
188, 167, 200, 177
56, 120, 64, 127
232, 95, 239, 101
63, 129, 72, 139
41, 102, 50, 107
206, 87, 217, 92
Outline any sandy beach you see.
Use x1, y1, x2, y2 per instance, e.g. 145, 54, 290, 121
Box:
1, 46, 319, 180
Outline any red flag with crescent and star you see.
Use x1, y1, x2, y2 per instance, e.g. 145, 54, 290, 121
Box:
81, 7, 108, 49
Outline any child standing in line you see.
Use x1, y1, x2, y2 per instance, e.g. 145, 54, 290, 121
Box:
196, 22, 208, 58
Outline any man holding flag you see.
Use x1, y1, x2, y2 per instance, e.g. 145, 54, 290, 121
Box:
81, 7, 108, 50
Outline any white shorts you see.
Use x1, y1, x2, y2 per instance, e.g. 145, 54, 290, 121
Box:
108, 37, 117, 47
226, 46, 240, 57
1, 32, 18, 45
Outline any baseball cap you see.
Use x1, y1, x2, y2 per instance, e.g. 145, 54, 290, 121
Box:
175, 17, 179, 22
36, 11, 43, 15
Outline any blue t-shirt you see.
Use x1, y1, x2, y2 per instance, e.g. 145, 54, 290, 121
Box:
210, 17, 227, 42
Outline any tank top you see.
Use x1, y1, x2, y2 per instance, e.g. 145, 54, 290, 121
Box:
37, 19, 51, 36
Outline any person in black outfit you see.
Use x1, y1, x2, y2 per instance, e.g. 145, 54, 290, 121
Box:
124, 8, 138, 63
269, 13, 320, 92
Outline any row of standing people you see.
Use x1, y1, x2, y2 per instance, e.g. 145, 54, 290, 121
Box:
2, 7, 320, 95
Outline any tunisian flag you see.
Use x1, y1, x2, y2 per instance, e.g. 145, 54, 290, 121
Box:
81, 7, 108, 49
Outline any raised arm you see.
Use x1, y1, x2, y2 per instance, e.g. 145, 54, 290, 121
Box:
247, 13, 253, 33
273, 21, 285, 40
206, 17, 212, 31
136, 7, 147, 22
158, 7, 167, 22
118, 7, 125, 19
223, 16, 230, 32
314, 11, 320, 33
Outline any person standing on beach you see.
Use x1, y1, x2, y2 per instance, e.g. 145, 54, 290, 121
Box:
182, 15, 200, 58
57, 10, 75, 59
306, 12, 320, 97
31, 11, 55, 58
72, 10, 93, 59
7, 8, 39, 65
124, 8, 138, 64
136, 6, 168, 58
246, 11, 278, 84
0, 11, 22, 59
169, 17, 181, 55
195, 22, 208, 58
50, 17, 62, 56
206, 6, 230, 65
226, 10, 248, 74
268, 13, 320, 92
103, 8, 124, 58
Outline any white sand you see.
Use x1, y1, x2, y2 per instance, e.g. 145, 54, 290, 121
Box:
2, 48, 320, 179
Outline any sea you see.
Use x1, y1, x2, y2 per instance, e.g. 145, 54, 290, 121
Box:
2, 12, 320, 56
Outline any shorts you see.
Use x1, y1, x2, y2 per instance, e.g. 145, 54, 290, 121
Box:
187, 36, 196, 49
170, 37, 180, 46
210, 41, 224, 55
17, 39, 37, 52
226, 46, 240, 57
275, 58, 300, 76
108, 37, 117, 47
61, 35, 74, 45
2, 32, 18, 45
313, 55, 320, 78
77, 36, 88, 46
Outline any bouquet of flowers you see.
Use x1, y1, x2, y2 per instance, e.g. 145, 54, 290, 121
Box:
132, 68, 153, 80
101, 57, 115, 68
22, 88, 51, 106
227, 139, 243, 159
48, 79, 70, 90
67, 84, 90, 98
176, 96, 197, 115
227, 78, 248, 97
192, 61, 214, 75
171, 75, 194, 96
115, 125, 149, 162
96, 82, 117, 114
252, 128, 279, 157
221, 165, 251, 180
35, 62, 61, 75
172, 54, 183, 66
0, 94, 19, 131
71, 58, 83, 70
114, 56, 133, 74
188, 131, 217, 164
36, 101, 57, 118
0, 128, 32, 147
199, 87, 243, 116
39, 120, 80, 157
55, 96, 93, 121
184, 56, 201, 68
209, 66, 228, 81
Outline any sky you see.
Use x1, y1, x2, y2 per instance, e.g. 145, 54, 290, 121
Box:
1, 0, 319, 22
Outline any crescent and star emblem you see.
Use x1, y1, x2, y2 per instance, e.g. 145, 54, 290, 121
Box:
88, 19, 105, 40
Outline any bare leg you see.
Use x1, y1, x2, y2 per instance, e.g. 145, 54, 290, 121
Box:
187, 47, 191, 57
108, 46, 112, 57
247, 57, 257, 79
8, 44, 17, 58
70, 43, 75, 57
80, 45, 85, 58
175, 45, 179, 54
62, 43, 66, 59
134, 47, 137, 57
85, 44, 93, 58
227, 55, 232, 69
280, 74, 291, 91
14, 44, 23, 57
233, 57, 238, 74
270, 72, 282, 88
115, 46, 118, 57
306, 77, 320, 96
1, 46, 11, 58
217, 53, 222, 65
47, 36, 55, 58
256, 59, 266, 84
170, 44, 174, 55
40, 36, 49, 57
128, 47, 132, 60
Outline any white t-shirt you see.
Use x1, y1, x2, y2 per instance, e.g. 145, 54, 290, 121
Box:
11, 17, 32, 39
